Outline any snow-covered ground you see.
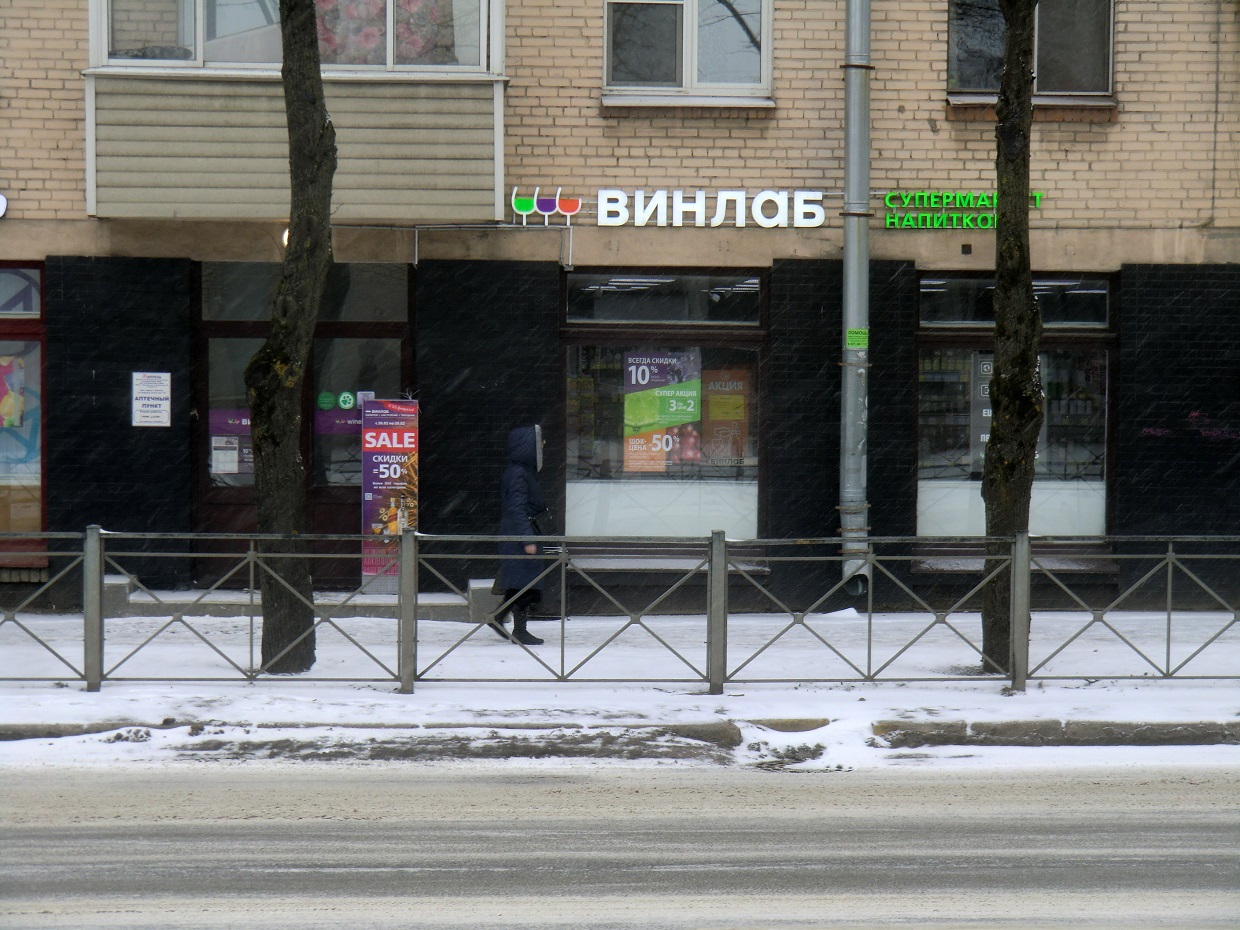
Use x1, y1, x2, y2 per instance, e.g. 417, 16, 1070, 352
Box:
2, 608, 1237, 771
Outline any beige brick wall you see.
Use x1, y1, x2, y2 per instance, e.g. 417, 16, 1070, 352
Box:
505, 0, 847, 197
0, 0, 89, 221
0, 0, 1234, 248
505, 0, 1240, 233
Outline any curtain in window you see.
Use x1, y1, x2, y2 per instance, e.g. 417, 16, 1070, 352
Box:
316, 0, 388, 65
396, 0, 458, 65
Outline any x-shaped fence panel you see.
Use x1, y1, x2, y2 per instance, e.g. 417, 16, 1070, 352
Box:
0, 533, 86, 682
1027, 538, 1240, 680
99, 533, 404, 684
3, 530, 1237, 689
720, 538, 1012, 683
411, 536, 713, 683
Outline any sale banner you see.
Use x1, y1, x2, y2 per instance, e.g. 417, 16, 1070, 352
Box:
361, 400, 419, 590
623, 350, 702, 473
701, 368, 752, 466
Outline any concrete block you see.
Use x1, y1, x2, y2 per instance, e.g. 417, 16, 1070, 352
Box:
469, 578, 503, 627
103, 574, 132, 617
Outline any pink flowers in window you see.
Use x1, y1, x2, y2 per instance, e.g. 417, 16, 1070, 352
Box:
314, 0, 457, 66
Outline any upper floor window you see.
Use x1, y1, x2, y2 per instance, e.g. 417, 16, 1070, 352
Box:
106, 0, 485, 69
605, 0, 770, 99
948, 0, 1112, 97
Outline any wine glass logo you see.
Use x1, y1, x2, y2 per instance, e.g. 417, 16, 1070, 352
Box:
512, 187, 537, 225
535, 188, 560, 225
511, 186, 582, 225
556, 192, 581, 225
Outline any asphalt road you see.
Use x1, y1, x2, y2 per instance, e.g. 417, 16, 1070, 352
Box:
3, 764, 1238, 929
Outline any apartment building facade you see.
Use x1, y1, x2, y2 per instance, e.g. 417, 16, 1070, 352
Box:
0, 0, 1236, 583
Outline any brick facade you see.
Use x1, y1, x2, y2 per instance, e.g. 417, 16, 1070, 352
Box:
2, 2, 1235, 237
503, 0, 1240, 235
0, 0, 89, 220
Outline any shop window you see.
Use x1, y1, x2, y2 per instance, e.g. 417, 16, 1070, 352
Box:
947, 0, 1112, 97
106, 0, 485, 69
920, 276, 1109, 328
201, 263, 409, 490
0, 268, 45, 569
605, 0, 770, 99
917, 276, 1111, 537
568, 273, 761, 325
564, 269, 764, 538
203, 263, 407, 322
206, 337, 262, 487
567, 345, 760, 537
0, 268, 43, 320
312, 338, 402, 486
0, 340, 42, 534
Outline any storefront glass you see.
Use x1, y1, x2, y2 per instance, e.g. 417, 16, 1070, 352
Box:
568, 273, 760, 325
202, 263, 407, 322
206, 337, 262, 487
565, 345, 760, 537
201, 263, 408, 492
917, 276, 1111, 536
312, 337, 402, 486
0, 266, 44, 543
564, 269, 763, 538
0, 341, 42, 533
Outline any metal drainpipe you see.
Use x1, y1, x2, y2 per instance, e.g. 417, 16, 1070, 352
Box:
840, 0, 873, 594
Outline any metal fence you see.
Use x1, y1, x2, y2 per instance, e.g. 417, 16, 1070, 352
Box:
0, 528, 1236, 692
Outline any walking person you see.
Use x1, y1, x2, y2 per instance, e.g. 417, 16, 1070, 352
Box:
495, 424, 549, 645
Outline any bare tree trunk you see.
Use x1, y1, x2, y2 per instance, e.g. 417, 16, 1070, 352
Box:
980, 0, 1041, 675
244, 0, 337, 674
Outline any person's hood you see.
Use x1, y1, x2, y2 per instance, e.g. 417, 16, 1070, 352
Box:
507, 424, 543, 471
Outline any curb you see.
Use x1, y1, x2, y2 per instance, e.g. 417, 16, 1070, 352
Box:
4, 718, 1238, 747
872, 719, 1240, 747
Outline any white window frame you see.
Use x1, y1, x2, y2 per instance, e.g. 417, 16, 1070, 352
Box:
946, 0, 1114, 106
90, 0, 501, 76
602, 0, 774, 107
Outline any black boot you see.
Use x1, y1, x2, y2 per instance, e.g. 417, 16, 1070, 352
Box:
511, 606, 544, 646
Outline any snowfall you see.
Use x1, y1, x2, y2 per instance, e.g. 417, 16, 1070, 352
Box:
1, 604, 1238, 772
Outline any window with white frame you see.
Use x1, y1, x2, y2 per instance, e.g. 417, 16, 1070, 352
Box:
605, 0, 768, 96
106, 0, 485, 69
948, 0, 1112, 96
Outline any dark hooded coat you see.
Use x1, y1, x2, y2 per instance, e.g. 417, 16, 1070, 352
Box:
498, 425, 546, 592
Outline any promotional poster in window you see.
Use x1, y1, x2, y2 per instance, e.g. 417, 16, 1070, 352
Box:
361, 400, 419, 590
622, 350, 702, 473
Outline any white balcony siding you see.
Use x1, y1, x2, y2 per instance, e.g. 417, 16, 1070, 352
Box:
91, 76, 499, 222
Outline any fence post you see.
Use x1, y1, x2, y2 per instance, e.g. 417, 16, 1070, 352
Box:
83, 525, 104, 692
1009, 531, 1031, 692
398, 530, 418, 694
707, 530, 728, 695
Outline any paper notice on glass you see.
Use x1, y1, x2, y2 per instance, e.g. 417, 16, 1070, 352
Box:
132, 372, 172, 427
211, 435, 240, 475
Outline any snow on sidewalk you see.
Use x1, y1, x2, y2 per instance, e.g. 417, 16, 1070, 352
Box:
1, 606, 1237, 769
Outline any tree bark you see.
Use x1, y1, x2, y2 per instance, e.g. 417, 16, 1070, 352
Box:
244, 0, 337, 674
980, 0, 1041, 675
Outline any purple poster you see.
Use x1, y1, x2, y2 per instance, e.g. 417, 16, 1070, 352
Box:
361, 400, 419, 587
